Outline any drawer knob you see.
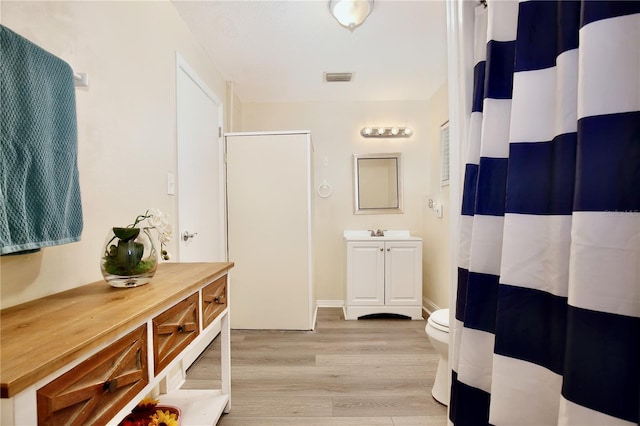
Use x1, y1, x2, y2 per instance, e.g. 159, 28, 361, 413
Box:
103, 379, 118, 393
177, 325, 184, 333
214, 295, 226, 304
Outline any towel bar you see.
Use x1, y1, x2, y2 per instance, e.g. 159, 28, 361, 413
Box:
73, 72, 89, 87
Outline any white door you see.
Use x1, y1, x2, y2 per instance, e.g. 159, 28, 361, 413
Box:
346, 241, 385, 306
225, 132, 313, 330
385, 241, 422, 305
176, 54, 224, 262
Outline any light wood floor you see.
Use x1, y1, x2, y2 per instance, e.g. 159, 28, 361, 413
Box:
184, 307, 447, 426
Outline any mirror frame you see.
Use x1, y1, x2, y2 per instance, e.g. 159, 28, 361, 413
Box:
353, 153, 404, 215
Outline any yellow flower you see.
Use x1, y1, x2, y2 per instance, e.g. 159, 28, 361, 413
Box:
149, 409, 179, 426
132, 397, 159, 412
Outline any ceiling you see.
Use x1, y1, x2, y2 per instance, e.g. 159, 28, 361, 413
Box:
171, 0, 449, 104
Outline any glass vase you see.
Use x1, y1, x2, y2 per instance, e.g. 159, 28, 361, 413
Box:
101, 227, 158, 288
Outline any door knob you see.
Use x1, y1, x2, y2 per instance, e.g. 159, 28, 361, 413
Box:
182, 231, 198, 242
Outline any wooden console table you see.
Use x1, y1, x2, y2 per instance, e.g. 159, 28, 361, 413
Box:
0, 262, 234, 425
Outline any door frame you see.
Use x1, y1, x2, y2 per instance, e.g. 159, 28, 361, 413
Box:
175, 52, 226, 262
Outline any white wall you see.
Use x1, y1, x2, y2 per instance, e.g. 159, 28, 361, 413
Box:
241, 98, 449, 305
422, 82, 450, 310
0, 1, 228, 308
0, 2, 450, 313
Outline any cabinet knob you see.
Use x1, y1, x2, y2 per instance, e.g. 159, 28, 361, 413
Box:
387, 248, 390, 251
103, 379, 118, 393
379, 248, 383, 251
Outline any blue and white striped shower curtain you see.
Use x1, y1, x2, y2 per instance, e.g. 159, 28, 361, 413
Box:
451, 1, 639, 425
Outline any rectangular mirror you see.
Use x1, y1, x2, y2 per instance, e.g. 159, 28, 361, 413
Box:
353, 153, 403, 214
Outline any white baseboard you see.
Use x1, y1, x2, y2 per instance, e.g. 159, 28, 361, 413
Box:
312, 305, 318, 331
422, 297, 441, 317
316, 299, 344, 308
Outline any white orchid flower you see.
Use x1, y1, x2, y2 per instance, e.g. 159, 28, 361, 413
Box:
148, 208, 168, 229
133, 208, 173, 262
159, 224, 173, 243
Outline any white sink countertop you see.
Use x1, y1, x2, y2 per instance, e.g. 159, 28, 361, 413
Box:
343, 230, 422, 241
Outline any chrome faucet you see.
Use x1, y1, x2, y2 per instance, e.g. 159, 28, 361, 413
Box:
369, 229, 385, 237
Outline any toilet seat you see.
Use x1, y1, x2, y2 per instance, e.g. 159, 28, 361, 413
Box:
428, 309, 449, 333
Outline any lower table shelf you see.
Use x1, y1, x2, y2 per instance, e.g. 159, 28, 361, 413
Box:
159, 389, 230, 425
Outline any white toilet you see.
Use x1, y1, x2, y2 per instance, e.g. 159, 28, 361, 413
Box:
425, 308, 450, 405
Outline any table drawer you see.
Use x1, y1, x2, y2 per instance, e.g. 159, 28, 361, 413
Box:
202, 275, 227, 329
36, 325, 148, 426
152, 292, 199, 375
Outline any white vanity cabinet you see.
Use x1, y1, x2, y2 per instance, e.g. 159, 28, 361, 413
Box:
344, 231, 423, 320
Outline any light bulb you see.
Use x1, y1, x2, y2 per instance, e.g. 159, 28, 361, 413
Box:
363, 127, 372, 135
377, 128, 385, 135
391, 127, 399, 136
403, 128, 413, 136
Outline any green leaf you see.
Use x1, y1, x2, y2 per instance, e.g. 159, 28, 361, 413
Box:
113, 227, 140, 242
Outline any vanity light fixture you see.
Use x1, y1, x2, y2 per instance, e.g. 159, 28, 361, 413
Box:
360, 127, 413, 138
329, 0, 374, 31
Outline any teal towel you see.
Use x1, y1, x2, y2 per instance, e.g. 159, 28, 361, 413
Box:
0, 25, 83, 255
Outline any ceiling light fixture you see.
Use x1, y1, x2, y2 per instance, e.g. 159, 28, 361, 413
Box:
361, 127, 413, 138
329, 0, 374, 31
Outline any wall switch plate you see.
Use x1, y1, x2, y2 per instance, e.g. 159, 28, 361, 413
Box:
167, 173, 175, 195
435, 204, 443, 218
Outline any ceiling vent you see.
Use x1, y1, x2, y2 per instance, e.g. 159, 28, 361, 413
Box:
324, 72, 353, 82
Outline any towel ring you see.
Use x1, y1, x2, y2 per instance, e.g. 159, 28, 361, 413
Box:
317, 180, 332, 198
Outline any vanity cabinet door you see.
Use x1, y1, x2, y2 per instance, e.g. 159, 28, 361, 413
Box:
384, 241, 422, 306
36, 325, 148, 426
346, 241, 385, 306
153, 293, 199, 375
202, 275, 227, 329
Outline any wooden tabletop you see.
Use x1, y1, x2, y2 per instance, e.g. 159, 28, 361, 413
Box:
0, 262, 233, 398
